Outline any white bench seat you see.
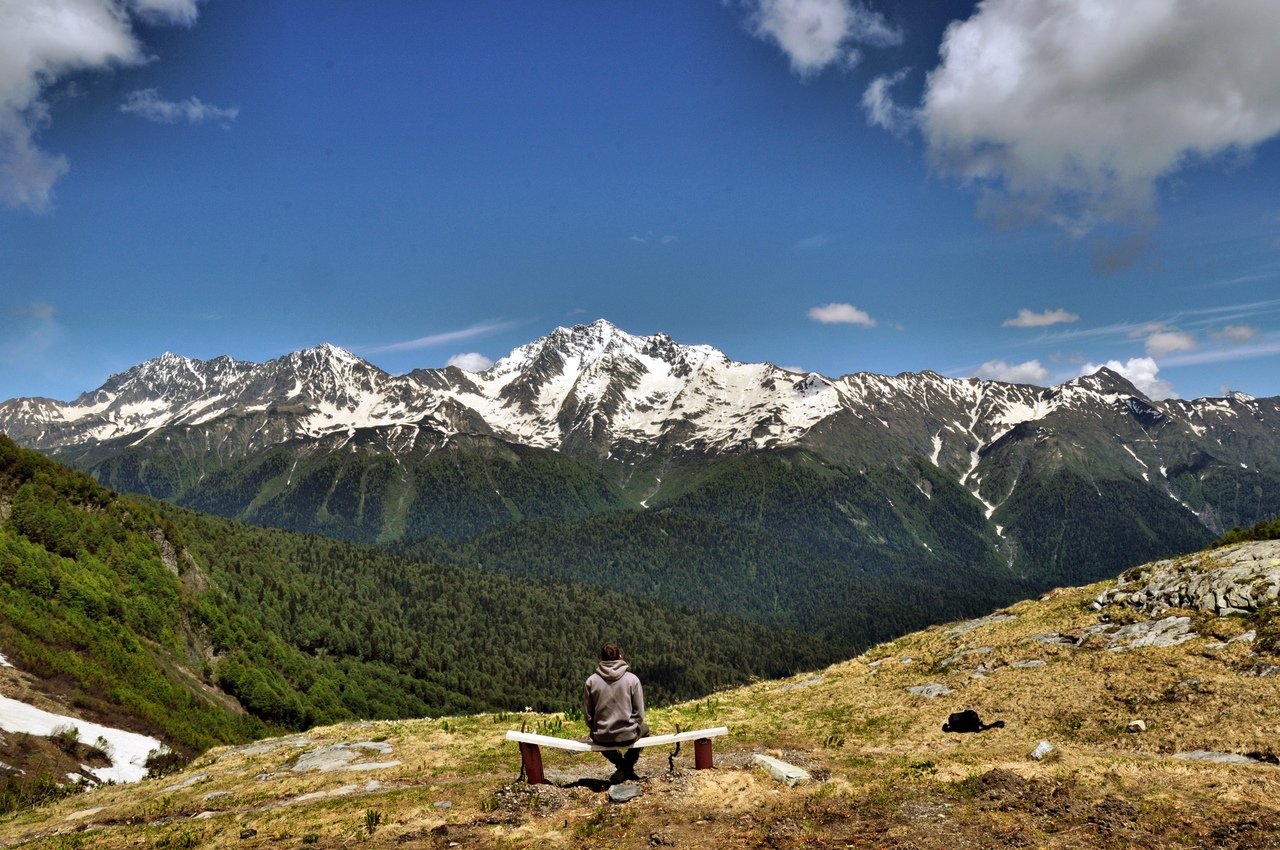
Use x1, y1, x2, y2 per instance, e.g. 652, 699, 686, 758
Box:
506, 726, 728, 782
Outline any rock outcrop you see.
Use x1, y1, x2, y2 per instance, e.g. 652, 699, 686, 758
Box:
1093, 541, 1280, 617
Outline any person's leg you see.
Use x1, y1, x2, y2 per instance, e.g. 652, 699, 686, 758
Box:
621, 746, 642, 779
621, 723, 649, 779
600, 748, 626, 782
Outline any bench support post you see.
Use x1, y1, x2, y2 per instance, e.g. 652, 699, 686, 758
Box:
518, 742, 545, 784
694, 737, 713, 770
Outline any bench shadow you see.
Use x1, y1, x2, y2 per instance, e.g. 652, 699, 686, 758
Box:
559, 777, 611, 792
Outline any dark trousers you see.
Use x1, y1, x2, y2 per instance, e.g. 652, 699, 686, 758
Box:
594, 722, 649, 773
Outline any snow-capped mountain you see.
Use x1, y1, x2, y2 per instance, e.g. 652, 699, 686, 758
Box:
4, 318, 1274, 479
2, 319, 1277, 561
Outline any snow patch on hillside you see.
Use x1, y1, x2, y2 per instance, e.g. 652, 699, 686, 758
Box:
0, 696, 163, 783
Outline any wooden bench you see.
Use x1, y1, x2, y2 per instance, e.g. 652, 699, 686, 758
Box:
505, 726, 729, 784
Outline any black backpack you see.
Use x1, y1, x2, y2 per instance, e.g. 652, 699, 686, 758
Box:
942, 709, 1005, 733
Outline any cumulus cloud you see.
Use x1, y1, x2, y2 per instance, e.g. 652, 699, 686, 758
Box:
974, 358, 1050, 385
121, 88, 238, 125
917, 0, 1280, 235
743, 0, 902, 77
808, 302, 876, 326
1080, 356, 1176, 399
1213, 324, 1258, 345
1144, 330, 1197, 358
1002, 307, 1079, 328
0, 0, 202, 211
446, 352, 494, 372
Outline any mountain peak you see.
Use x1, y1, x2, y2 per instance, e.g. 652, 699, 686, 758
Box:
1069, 367, 1145, 398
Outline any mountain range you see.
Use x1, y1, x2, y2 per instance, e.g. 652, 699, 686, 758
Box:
2, 319, 1278, 638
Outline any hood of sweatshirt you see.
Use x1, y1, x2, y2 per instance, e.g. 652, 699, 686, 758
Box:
595, 658, 629, 683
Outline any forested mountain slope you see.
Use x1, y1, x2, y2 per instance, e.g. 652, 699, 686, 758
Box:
0, 436, 838, 766
2, 321, 1272, 603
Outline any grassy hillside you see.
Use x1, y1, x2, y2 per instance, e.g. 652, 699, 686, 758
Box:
5, 541, 1280, 848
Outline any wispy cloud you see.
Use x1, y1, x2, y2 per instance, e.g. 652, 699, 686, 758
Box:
366, 319, 520, 353
0, 0, 200, 212
1003, 308, 1079, 328
629, 231, 677, 245
1, 301, 67, 374
808, 303, 876, 326
1160, 336, 1280, 368
121, 88, 239, 126
741, 0, 903, 77
1027, 299, 1280, 346
793, 232, 838, 250
862, 69, 915, 137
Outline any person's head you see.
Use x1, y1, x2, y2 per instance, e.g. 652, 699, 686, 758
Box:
600, 642, 622, 662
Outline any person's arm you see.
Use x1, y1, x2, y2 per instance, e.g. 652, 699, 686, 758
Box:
632, 676, 645, 725
583, 680, 595, 732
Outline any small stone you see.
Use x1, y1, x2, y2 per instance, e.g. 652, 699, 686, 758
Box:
1010, 660, 1046, 669
906, 683, 952, 698
434, 800, 452, 809
239, 829, 258, 840
1126, 719, 1147, 733
608, 783, 642, 803
1029, 741, 1054, 761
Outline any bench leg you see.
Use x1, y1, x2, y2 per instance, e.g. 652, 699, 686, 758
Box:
519, 742, 546, 784
694, 737, 713, 770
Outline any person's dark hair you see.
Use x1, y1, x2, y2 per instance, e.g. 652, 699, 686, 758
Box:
600, 642, 621, 661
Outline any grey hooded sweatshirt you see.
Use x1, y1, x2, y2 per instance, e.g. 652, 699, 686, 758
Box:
583, 658, 646, 745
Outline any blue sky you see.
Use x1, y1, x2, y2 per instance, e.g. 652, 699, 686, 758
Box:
2, 0, 1279, 403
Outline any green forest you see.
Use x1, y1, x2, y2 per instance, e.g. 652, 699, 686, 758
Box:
0, 435, 840, 761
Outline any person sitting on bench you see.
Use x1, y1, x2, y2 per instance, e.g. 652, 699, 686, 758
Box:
584, 642, 649, 783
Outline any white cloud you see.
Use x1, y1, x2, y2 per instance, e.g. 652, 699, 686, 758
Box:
1144, 330, 1197, 358
366, 319, 519, 354
0, 0, 202, 211
446, 352, 494, 372
974, 358, 1049, 385
808, 302, 876, 326
1080, 356, 1176, 399
917, 0, 1280, 234
743, 0, 902, 77
1002, 307, 1079, 328
1213, 324, 1258, 345
862, 69, 915, 136
793, 232, 837, 250
121, 88, 238, 126
130, 0, 200, 26
629, 230, 677, 245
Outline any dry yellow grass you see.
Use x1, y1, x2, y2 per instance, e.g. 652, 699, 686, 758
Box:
6, 556, 1280, 848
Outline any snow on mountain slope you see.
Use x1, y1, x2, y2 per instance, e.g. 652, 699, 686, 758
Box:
1, 321, 1276, 485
